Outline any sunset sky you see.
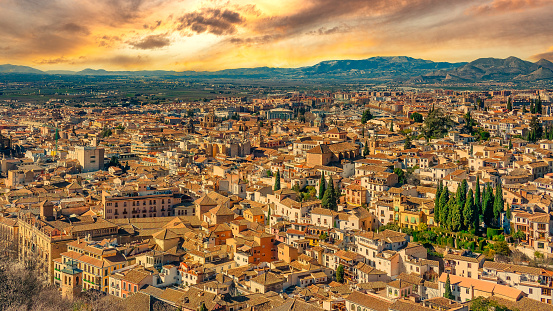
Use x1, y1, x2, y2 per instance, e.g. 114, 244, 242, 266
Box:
1, 0, 552, 71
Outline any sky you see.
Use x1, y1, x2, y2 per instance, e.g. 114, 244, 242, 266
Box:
0, 0, 552, 71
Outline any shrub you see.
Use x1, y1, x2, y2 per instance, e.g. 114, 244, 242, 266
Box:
487, 228, 502, 239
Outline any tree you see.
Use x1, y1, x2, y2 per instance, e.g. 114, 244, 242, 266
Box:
463, 189, 475, 230
421, 108, 454, 139
410, 112, 423, 123
528, 115, 543, 142
461, 111, 476, 135
447, 195, 461, 231
536, 96, 543, 114
336, 264, 345, 283
482, 183, 495, 227
322, 175, 337, 211
404, 135, 412, 150
513, 230, 525, 243
508, 140, 513, 150
187, 109, 194, 117
474, 177, 481, 215
444, 274, 454, 300
450, 195, 463, 232
394, 168, 405, 185
318, 174, 326, 200
493, 240, 511, 256
493, 184, 504, 227
439, 188, 450, 225
199, 302, 208, 311
361, 109, 373, 124
390, 120, 394, 132
507, 97, 512, 111
470, 297, 511, 311
274, 170, 281, 191
434, 181, 443, 224
319, 232, 328, 241
363, 144, 370, 157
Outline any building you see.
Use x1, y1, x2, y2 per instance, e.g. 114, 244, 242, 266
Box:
102, 184, 181, 220
73, 146, 105, 172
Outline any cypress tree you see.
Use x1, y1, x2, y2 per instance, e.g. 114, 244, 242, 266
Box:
482, 183, 495, 227
274, 170, 281, 191
444, 274, 454, 300
439, 188, 450, 225
322, 175, 337, 211
463, 189, 475, 230
474, 177, 481, 212
318, 174, 326, 200
493, 183, 504, 227
507, 97, 512, 111
451, 195, 463, 232
363, 144, 370, 157
435, 181, 442, 223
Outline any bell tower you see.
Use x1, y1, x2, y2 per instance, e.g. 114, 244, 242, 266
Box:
60, 260, 83, 300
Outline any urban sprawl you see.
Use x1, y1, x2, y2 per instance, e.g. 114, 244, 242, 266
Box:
2, 88, 553, 311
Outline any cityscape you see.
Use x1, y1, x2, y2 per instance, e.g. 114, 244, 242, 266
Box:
1, 1, 553, 311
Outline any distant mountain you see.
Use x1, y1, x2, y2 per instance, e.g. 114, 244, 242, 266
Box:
0, 56, 552, 84
0, 64, 44, 74
411, 57, 553, 83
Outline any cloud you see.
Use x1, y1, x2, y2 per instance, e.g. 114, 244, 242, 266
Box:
468, 0, 552, 15
176, 8, 245, 36
129, 34, 171, 49
58, 23, 90, 35
531, 48, 553, 61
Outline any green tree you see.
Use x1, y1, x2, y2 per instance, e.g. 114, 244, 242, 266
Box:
336, 264, 345, 283
528, 115, 543, 142
361, 109, 373, 124
536, 97, 543, 114
394, 168, 405, 185
508, 140, 513, 150
444, 274, 454, 300
199, 302, 208, 311
390, 120, 394, 132
482, 183, 495, 227
470, 297, 511, 311
493, 240, 511, 256
421, 108, 454, 139
451, 196, 463, 232
363, 144, 370, 157
439, 188, 450, 225
410, 112, 423, 123
404, 135, 412, 150
493, 184, 504, 227
507, 97, 512, 111
513, 230, 525, 243
447, 195, 461, 231
434, 181, 443, 224
463, 189, 475, 230
474, 177, 481, 215
274, 170, 281, 191
322, 175, 337, 211
318, 174, 326, 200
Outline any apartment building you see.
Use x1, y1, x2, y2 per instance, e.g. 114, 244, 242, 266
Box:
18, 202, 119, 283
102, 184, 181, 220
443, 250, 486, 279
482, 261, 553, 304
55, 238, 130, 292
439, 274, 525, 303
512, 210, 553, 254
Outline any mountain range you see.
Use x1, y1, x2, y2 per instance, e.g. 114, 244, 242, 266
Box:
1, 56, 552, 83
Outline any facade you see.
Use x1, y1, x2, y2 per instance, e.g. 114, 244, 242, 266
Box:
73, 146, 104, 172
102, 186, 181, 220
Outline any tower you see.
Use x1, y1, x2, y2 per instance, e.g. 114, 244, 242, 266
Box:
60, 260, 83, 300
